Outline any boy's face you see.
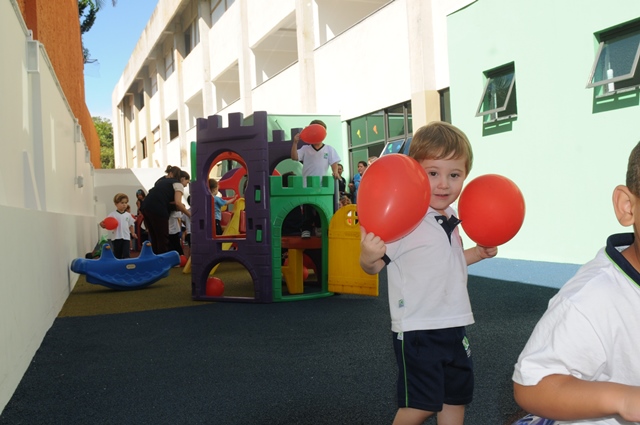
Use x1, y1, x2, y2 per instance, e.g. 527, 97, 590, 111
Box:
115, 199, 128, 213
357, 163, 366, 174
418, 156, 467, 215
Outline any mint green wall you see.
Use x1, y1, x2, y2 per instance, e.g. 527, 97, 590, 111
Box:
447, 1, 640, 265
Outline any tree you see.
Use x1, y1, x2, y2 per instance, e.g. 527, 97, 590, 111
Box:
78, 0, 118, 64
93, 116, 114, 169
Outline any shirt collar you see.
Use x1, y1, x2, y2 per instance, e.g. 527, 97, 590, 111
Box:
605, 233, 640, 288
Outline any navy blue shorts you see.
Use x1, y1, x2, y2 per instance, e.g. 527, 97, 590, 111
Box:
392, 327, 474, 412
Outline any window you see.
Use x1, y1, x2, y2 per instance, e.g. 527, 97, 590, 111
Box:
586, 20, 640, 96
135, 89, 145, 110
348, 102, 412, 171
141, 138, 147, 159
211, 0, 235, 25
184, 20, 200, 57
169, 119, 179, 141
153, 126, 161, 148
165, 51, 175, 78
151, 74, 158, 96
476, 63, 517, 123
381, 139, 405, 156
439, 88, 451, 123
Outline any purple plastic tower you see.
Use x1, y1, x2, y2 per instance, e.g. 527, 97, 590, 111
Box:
190, 111, 299, 303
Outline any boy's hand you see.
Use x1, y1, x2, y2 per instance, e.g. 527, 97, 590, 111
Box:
476, 245, 498, 259
359, 227, 387, 274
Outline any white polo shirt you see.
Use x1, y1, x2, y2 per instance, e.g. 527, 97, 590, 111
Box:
385, 206, 472, 333
107, 210, 135, 241
513, 233, 640, 425
297, 144, 340, 178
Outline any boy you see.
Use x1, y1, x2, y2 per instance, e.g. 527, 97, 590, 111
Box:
100, 193, 136, 259
209, 179, 238, 235
360, 121, 497, 425
512, 141, 640, 424
291, 119, 341, 238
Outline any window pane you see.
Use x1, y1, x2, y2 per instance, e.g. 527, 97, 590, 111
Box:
350, 117, 367, 147
406, 103, 413, 134
387, 105, 405, 139
590, 30, 640, 86
211, 0, 224, 24
367, 112, 385, 143
350, 148, 368, 177
477, 71, 515, 116
382, 139, 405, 155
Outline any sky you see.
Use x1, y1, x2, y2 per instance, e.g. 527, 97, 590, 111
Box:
83, 0, 160, 119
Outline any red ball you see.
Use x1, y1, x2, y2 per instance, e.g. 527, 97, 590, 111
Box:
102, 216, 118, 230
302, 266, 309, 280
206, 277, 225, 297
357, 154, 430, 242
299, 124, 327, 144
458, 174, 525, 247
179, 255, 188, 267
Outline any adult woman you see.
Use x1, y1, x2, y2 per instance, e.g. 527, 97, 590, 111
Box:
140, 166, 191, 254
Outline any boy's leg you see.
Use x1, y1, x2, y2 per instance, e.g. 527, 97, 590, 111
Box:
392, 407, 433, 425
436, 404, 465, 425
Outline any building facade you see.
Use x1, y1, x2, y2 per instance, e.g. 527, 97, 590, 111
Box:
112, 0, 468, 175
448, 0, 640, 267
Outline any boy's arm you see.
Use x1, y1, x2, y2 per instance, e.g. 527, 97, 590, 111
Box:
129, 225, 136, 238
224, 194, 239, 205
330, 162, 339, 179
514, 375, 640, 422
359, 227, 387, 275
291, 134, 300, 161
464, 245, 497, 265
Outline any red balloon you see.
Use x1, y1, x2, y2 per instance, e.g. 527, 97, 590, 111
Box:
102, 216, 118, 230
458, 174, 525, 246
206, 277, 225, 297
357, 154, 430, 242
299, 124, 327, 144
179, 255, 188, 267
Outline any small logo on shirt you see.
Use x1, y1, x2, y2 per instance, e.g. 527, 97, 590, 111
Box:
462, 336, 471, 357
398, 299, 404, 308
323, 153, 329, 159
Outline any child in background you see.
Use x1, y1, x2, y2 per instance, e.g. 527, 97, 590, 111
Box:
167, 209, 184, 255
512, 141, 640, 424
359, 122, 497, 425
100, 193, 136, 259
290, 119, 341, 238
182, 195, 191, 247
209, 179, 238, 235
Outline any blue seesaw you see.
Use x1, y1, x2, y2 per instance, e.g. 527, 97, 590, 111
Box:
70, 241, 180, 290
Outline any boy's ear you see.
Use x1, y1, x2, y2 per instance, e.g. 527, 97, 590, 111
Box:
613, 185, 636, 227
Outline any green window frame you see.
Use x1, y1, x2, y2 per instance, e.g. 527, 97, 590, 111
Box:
586, 20, 640, 97
476, 63, 517, 123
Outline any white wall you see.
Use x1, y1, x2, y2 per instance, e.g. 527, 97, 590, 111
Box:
0, 1, 98, 413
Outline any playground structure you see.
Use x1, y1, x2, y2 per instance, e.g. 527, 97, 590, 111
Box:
190, 111, 377, 303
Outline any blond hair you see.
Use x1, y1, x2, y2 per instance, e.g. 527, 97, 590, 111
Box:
408, 121, 473, 174
113, 193, 128, 204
